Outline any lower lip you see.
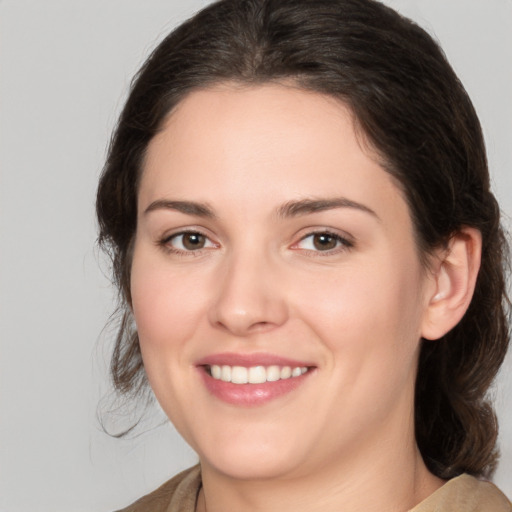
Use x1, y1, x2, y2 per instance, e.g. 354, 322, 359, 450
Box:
199, 368, 312, 406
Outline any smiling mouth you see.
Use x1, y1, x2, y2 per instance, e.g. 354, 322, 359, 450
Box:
205, 364, 310, 384
199, 357, 315, 405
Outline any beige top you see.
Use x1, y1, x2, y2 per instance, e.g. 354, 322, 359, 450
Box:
116, 465, 512, 512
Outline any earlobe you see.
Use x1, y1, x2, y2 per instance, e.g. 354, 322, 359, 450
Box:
421, 227, 482, 341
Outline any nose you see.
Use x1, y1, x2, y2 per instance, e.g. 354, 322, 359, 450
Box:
208, 250, 289, 336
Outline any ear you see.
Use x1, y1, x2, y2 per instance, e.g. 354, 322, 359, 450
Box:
421, 227, 482, 341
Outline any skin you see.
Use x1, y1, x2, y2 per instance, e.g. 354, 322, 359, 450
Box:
130, 84, 480, 512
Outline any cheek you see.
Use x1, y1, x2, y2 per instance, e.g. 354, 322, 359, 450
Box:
130, 250, 207, 359
129, 250, 209, 428
293, 253, 426, 363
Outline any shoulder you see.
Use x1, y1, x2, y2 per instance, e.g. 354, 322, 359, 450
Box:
411, 474, 512, 512
114, 465, 201, 512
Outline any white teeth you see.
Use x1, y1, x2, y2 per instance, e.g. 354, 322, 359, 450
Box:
291, 367, 302, 377
211, 365, 222, 379
231, 366, 248, 384
266, 365, 281, 382
221, 365, 231, 382
248, 366, 267, 384
209, 364, 309, 384
280, 366, 292, 379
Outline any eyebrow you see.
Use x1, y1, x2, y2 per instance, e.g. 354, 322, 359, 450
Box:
276, 197, 380, 220
144, 200, 216, 218
143, 197, 379, 221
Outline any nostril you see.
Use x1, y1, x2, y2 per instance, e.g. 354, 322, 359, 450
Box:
207, 270, 289, 334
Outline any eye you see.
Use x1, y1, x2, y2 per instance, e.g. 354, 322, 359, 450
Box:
164, 231, 216, 252
294, 231, 352, 252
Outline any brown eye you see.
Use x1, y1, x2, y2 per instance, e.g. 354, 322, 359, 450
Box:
182, 233, 206, 250
166, 231, 215, 252
312, 233, 338, 251
294, 231, 352, 253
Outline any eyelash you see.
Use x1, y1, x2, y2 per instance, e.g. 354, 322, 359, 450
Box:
292, 230, 354, 256
158, 229, 354, 257
158, 230, 217, 256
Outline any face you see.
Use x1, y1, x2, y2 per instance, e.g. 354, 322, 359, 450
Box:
131, 84, 435, 481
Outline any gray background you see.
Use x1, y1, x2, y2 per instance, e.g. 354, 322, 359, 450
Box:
0, 1, 510, 511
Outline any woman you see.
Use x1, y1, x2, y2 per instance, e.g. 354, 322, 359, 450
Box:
96, 0, 511, 510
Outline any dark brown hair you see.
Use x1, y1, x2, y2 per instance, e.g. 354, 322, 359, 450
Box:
97, 0, 510, 479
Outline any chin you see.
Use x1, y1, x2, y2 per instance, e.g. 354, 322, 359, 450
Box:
206, 454, 300, 481
196, 436, 306, 481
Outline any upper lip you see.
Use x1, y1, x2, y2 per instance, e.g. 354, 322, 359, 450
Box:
195, 352, 315, 368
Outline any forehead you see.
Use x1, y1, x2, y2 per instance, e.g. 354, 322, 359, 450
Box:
140, 83, 408, 228
151, 83, 361, 162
